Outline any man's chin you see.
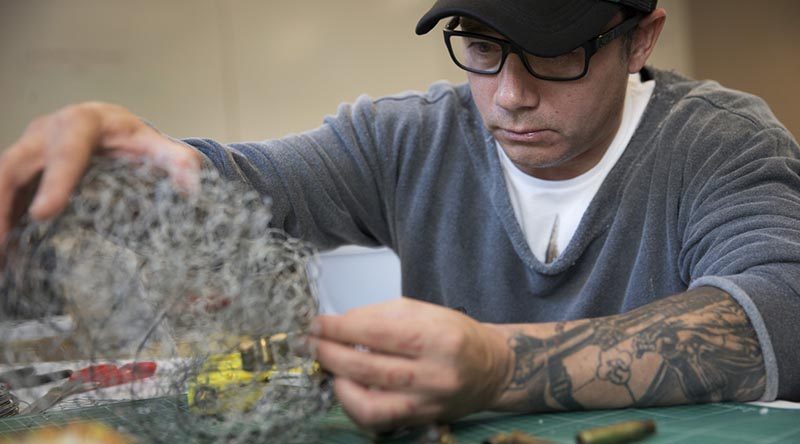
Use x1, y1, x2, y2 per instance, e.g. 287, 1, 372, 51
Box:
499, 145, 579, 179
499, 142, 568, 165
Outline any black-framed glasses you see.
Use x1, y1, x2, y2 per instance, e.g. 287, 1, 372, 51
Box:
443, 15, 641, 81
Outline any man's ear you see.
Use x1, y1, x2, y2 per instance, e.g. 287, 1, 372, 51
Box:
628, 7, 667, 73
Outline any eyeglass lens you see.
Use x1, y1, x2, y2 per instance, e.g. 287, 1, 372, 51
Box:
448, 34, 587, 79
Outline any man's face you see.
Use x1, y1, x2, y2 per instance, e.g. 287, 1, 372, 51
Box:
464, 17, 632, 180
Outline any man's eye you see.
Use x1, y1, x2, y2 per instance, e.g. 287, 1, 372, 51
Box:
469, 42, 498, 55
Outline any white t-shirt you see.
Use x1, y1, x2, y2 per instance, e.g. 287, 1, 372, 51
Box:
498, 73, 655, 263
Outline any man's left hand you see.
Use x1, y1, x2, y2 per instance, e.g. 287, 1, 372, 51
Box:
311, 298, 513, 430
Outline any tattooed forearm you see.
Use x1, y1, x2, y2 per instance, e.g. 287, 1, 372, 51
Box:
496, 287, 765, 412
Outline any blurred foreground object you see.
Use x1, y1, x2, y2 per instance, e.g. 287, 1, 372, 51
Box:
0, 157, 331, 443
0, 421, 134, 444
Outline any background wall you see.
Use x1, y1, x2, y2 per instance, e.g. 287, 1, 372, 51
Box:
687, 0, 799, 139
2, 0, 794, 312
0, 0, 694, 148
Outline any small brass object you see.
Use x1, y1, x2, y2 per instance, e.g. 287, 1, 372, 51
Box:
576, 419, 656, 444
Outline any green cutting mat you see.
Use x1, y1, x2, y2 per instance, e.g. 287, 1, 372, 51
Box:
0, 397, 797, 443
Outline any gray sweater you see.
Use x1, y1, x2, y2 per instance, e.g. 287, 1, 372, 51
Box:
186, 68, 800, 401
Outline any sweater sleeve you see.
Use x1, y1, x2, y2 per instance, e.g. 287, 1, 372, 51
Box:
180, 95, 402, 252
676, 101, 800, 401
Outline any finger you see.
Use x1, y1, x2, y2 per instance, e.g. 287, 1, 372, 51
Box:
315, 338, 420, 390
30, 116, 98, 220
334, 377, 438, 431
9, 173, 42, 230
314, 314, 427, 357
103, 125, 202, 194
0, 136, 48, 241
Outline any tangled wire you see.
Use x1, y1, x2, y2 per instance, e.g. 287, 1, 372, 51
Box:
0, 157, 331, 443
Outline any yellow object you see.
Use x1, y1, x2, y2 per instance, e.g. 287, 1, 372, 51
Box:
485, 429, 552, 444
576, 419, 656, 444
187, 334, 319, 415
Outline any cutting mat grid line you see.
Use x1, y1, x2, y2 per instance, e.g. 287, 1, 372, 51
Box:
0, 398, 798, 443
439, 404, 800, 444
762, 429, 800, 444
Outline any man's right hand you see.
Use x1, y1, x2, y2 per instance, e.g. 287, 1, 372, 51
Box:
0, 102, 203, 243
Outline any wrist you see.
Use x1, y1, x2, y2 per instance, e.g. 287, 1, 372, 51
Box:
484, 323, 516, 411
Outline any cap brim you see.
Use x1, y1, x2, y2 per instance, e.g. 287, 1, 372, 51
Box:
416, 0, 621, 57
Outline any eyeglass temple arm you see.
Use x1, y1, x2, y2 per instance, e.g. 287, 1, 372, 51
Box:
594, 14, 642, 50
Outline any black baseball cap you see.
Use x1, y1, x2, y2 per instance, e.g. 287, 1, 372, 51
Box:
416, 0, 657, 57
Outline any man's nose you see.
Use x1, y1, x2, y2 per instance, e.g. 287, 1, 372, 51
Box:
494, 54, 541, 111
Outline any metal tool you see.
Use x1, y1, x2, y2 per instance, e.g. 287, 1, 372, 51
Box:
0, 384, 19, 418
21, 361, 156, 415
0, 367, 72, 388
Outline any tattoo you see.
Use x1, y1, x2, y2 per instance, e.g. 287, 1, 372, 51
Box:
505, 288, 765, 411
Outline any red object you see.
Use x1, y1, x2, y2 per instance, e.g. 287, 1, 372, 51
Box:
69, 362, 157, 387
21, 361, 158, 415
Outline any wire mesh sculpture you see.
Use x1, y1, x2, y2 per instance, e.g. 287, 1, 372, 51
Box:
0, 157, 331, 443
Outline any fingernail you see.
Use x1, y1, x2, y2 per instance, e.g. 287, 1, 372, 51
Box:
29, 194, 48, 218
309, 319, 321, 336
354, 344, 371, 353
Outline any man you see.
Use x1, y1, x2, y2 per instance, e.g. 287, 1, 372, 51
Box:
1, 0, 798, 431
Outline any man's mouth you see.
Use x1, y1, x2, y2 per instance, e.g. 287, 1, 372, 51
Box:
495, 127, 554, 144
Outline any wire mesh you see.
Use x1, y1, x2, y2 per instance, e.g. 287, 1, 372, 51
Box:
0, 157, 331, 443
